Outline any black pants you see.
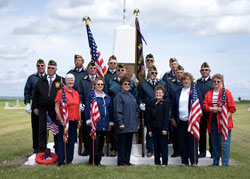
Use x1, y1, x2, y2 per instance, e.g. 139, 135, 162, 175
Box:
117, 133, 133, 166
81, 113, 91, 153
89, 131, 107, 165
109, 127, 117, 151
178, 121, 198, 165
152, 128, 168, 165
31, 103, 39, 150
173, 126, 179, 154
199, 119, 212, 154
38, 107, 58, 153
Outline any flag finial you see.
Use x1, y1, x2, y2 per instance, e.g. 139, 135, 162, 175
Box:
133, 8, 140, 17
82, 16, 91, 25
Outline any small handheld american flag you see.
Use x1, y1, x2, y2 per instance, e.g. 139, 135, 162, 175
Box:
61, 86, 69, 143
220, 87, 228, 141
47, 115, 59, 135
90, 89, 101, 140
188, 82, 203, 140
86, 23, 107, 79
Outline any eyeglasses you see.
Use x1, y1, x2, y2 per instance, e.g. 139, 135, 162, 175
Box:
37, 64, 44, 68
96, 83, 104, 86
48, 67, 55, 70
146, 59, 154, 63
213, 80, 221, 84
151, 72, 158, 75
117, 69, 125, 72
89, 67, 96, 70
123, 82, 130, 86
109, 62, 117, 65
201, 69, 210, 72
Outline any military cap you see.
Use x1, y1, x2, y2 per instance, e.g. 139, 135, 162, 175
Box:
176, 64, 184, 71
36, 59, 45, 65
169, 58, 177, 63
201, 62, 210, 69
117, 64, 126, 69
74, 54, 83, 60
87, 60, 96, 68
149, 65, 157, 71
48, 60, 57, 66
109, 55, 117, 61
146, 53, 154, 59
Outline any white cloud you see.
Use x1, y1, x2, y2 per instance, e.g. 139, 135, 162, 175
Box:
0, 45, 35, 60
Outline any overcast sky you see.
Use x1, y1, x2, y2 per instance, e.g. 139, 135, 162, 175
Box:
0, 0, 250, 100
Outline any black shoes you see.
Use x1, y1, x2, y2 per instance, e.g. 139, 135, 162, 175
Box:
198, 152, 206, 158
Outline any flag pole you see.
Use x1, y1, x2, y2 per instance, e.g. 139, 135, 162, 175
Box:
64, 127, 67, 166
92, 137, 95, 166
221, 135, 223, 166
194, 135, 196, 165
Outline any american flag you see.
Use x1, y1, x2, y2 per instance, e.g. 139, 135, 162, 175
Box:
90, 90, 101, 140
220, 87, 228, 140
188, 82, 203, 140
47, 115, 59, 135
61, 86, 69, 143
86, 23, 107, 79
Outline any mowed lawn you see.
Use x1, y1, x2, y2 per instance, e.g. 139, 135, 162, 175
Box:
0, 100, 250, 179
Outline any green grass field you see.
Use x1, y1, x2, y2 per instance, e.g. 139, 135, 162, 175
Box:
0, 101, 250, 179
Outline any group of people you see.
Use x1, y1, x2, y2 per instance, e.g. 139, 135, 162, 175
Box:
24, 54, 236, 167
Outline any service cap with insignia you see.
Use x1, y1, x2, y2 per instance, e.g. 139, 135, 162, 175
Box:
36, 59, 45, 65
146, 53, 154, 59
74, 54, 83, 60
149, 65, 157, 72
176, 64, 184, 71
48, 60, 57, 66
201, 62, 210, 69
87, 60, 96, 68
117, 64, 126, 69
169, 58, 177, 63
109, 55, 117, 61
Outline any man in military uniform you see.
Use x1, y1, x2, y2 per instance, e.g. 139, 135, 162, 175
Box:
105, 64, 137, 156
78, 61, 98, 156
138, 65, 167, 157
24, 59, 46, 153
196, 62, 214, 158
67, 54, 87, 91
166, 65, 184, 157
162, 58, 179, 82
144, 54, 162, 79
33, 60, 63, 154
104, 55, 117, 82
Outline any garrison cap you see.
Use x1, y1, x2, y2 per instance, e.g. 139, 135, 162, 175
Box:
36, 59, 45, 65
87, 60, 96, 68
149, 65, 157, 71
74, 54, 83, 60
146, 53, 154, 59
176, 64, 184, 71
201, 62, 210, 69
169, 58, 177, 63
109, 55, 117, 61
48, 60, 57, 66
117, 64, 126, 69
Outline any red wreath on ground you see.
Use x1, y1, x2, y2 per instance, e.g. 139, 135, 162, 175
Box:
35, 152, 58, 165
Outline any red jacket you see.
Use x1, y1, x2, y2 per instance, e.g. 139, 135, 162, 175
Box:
203, 88, 236, 133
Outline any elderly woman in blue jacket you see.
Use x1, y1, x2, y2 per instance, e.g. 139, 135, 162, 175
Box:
114, 76, 140, 166
85, 77, 113, 166
171, 72, 203, 166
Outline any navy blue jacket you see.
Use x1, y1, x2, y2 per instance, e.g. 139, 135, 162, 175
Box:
24, 73, 45, 104
104, 68, 116, 82
113, 91, 140, 134
79, 74, 97, 104
67, 67, 87, 92
85, 90, 113, 131
162, 70, 176, 82
165, 79, 183, 102
171, 85, 203, 124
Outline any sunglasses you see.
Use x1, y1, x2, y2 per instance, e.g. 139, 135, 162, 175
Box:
146, 59, 154, 62
96, 83, 104, 86
201, 69, 210, 72
109, 62, 117, 65
151, 72, 158, 75
89, 67, 96, 70
117, 69, 125, 72
213, 80, 221, 84
37, 64, 44, 68
48, 67, 55, 70
123, 82, 130, 86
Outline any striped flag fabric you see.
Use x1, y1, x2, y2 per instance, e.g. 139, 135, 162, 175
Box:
220, 87, 228, 140
90, 90, 101, 140
61, 86, 69, 143
188, 82, 203, 140
86, 23, 107, 79
47, 115, 59, 136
